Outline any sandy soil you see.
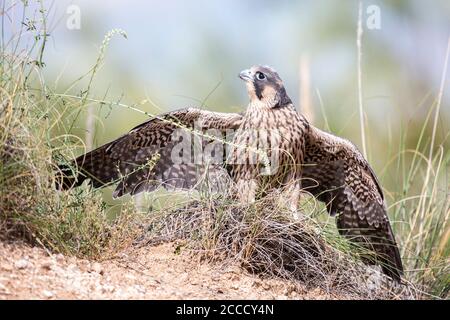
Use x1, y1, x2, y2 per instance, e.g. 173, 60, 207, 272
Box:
0, 240, 349, 300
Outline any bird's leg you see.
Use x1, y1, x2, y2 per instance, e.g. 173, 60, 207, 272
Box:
236, 179, 258, 204
287, 181, 302, 220
275, 179, 302, 219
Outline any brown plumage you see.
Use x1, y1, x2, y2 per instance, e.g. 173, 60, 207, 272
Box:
57, 65, 403, 281
302, 126, 403, 281
58, 108, 243, 197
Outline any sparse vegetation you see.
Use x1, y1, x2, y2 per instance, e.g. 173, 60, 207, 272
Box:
0, 2, 138, 259
139, 195, 420, 299
0, 1, 448, 299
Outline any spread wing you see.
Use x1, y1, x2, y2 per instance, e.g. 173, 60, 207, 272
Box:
57, 108, 243, 198
302, 126, 403, 281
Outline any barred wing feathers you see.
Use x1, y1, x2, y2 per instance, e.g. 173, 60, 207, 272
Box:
57, 108, 243, 198
302, 126, 403, 281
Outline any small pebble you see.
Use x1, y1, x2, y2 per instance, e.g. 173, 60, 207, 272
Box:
14, 259, 29, 270
91, 262, 104, 275
42, 290, 54, 299
41, 261, 52, 271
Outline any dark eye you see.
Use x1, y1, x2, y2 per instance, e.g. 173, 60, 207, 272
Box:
255, 72, 266, 80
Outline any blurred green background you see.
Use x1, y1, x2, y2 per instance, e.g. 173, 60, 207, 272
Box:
3, 0, 449, 200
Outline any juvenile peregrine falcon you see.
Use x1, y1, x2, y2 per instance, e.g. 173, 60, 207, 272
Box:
57, 65, 404, 282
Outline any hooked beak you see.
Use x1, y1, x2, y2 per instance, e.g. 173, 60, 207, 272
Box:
239, 69, 253, 82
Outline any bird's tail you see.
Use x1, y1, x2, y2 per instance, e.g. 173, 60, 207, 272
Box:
55, 142, 119, 190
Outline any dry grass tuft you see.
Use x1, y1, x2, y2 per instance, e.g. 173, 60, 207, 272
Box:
138, 195, 419, 299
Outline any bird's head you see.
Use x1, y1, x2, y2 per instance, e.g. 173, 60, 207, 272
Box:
239, 65, 292, 108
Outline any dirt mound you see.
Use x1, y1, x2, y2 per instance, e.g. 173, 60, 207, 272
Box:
0, 240, 348, 300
